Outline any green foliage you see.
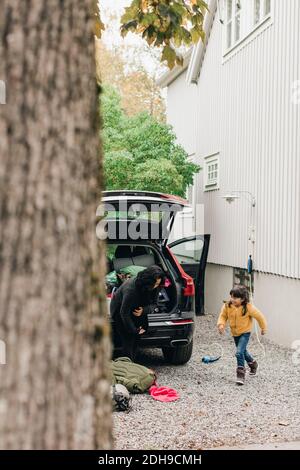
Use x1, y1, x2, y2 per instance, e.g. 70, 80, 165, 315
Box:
101, 86, 124, 133
102, 85, 200, 197
101, 86, 125, 153
131, 159, 184, 194
120, 0, 209, 69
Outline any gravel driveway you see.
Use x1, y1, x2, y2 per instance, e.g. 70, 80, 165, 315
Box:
113, 313, 300, 450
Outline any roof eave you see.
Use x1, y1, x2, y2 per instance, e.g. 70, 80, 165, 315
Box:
186, 0, 218, 85
157, 0, 218, 88
156, 48, 193, 88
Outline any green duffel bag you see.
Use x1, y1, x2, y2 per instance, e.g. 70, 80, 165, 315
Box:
111, 357, 156, 394
106, 265, 145, 287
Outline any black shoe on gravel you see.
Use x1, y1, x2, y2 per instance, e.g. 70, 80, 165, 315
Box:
248, 361, 258, 376
236, 367, 246, 385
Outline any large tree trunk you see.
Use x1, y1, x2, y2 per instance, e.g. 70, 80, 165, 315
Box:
0, 0, 112, 449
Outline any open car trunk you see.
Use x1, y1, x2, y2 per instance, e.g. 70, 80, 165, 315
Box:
99, 190, 189, 245
106, 242, 179, 316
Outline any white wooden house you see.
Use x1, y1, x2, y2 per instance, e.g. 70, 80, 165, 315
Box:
158, 0, 300, 347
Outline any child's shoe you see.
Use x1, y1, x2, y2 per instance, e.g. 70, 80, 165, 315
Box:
248, 360, 258, 376
236, 366, 246, 385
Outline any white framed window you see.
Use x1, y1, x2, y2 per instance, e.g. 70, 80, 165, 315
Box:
226, 0, 242, 49
204, 154, 220, 191
222, 0, 272, 56
254, 0, 271, 26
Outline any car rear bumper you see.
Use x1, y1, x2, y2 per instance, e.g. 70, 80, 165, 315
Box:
111, 309, 195, 350
138, 321, 194, 348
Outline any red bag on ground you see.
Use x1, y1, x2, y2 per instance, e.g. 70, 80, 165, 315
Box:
149, 385, 179, 402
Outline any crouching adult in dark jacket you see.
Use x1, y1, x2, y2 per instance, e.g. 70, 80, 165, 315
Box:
110, 265, 166, 361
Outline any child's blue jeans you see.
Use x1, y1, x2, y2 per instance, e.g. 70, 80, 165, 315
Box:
233, 332, 254, 368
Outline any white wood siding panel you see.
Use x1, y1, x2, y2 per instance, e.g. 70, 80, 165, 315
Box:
166, 70, 198, 159
166, 0, 300, 279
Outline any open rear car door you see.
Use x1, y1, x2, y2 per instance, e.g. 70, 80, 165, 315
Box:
168, 235, 210, 315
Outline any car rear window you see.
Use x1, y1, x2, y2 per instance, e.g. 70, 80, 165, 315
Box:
104, 210, 163, 223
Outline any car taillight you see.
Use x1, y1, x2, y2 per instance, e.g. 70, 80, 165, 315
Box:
183, 276, 195, 297
166, 246, 195, 297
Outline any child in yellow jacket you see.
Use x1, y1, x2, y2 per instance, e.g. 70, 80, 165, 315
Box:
217, 285, 267, 385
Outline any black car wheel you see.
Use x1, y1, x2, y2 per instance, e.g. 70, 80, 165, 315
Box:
162, 340, 193, 365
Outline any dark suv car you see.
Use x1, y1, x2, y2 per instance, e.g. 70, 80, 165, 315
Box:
100, 190, 210, 365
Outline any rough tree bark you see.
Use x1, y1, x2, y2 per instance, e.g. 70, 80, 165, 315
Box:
0, 0, 112, 449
